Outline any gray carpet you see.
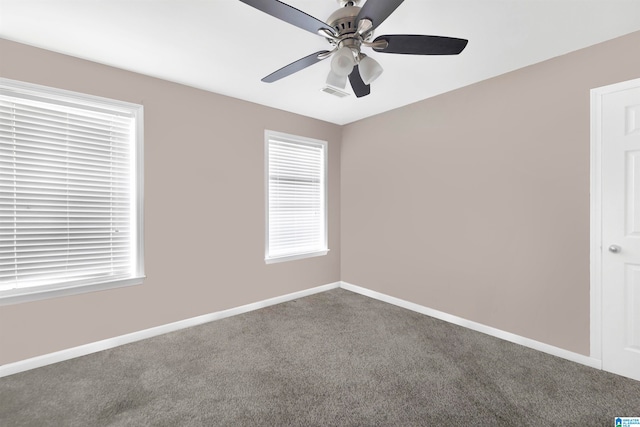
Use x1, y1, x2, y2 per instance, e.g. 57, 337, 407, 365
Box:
1, 288, 639, 426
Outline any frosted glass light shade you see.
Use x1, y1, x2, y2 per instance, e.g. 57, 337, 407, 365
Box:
326, 70, 348, 89
359, 55, 383, 85
331, 47, 356, 77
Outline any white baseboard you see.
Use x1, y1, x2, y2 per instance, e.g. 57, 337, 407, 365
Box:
0, 281, 341, 378
1, 280, 602, 378
339, 281, 602, 370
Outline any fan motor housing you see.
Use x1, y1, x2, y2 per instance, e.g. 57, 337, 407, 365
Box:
327, 6, 361, 37
336, 0, 361, 7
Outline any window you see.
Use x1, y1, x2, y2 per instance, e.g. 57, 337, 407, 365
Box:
0, 78, 144, 304
265, 130, 327, 263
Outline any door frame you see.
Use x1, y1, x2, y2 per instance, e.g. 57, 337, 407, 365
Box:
590, 77, 640, 363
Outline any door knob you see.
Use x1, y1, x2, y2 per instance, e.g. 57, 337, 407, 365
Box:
609, 245, 621, 253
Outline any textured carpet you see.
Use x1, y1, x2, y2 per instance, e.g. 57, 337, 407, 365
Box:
1, 288, 639, 426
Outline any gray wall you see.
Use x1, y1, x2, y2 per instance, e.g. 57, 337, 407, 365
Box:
0, 39, 342, 365
3, 30, 640, 365
341, 30, 640, 356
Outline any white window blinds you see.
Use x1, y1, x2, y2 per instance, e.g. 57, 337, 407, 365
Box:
0, 78, 144, 302
266, 131, 327, 263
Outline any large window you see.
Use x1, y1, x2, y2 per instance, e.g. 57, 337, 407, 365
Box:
0, 78, 144, 304
265, 130, 327, 263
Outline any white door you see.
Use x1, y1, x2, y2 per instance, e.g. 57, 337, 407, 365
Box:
600, 79, 640, 381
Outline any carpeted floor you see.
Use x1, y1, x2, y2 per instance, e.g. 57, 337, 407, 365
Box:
1, 288, 639, 426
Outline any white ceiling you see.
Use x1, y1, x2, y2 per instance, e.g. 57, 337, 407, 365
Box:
1, 0, 640, 125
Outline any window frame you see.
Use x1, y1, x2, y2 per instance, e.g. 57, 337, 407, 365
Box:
264, 130, 328, 264
0, 78, 145, 305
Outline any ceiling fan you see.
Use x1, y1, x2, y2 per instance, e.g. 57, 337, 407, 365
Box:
238, 0, 468, 98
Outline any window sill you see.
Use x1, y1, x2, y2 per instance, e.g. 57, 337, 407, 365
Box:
0, 276, 146, 306
265, 249, 329, 264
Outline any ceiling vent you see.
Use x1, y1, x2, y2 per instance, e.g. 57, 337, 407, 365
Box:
321, 86, 350, 98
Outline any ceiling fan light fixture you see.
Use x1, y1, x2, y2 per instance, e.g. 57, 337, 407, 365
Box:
358, 54, 383, 85
240, 0, 469, 99
326, 70, 348, 89
331, 46, 356, 76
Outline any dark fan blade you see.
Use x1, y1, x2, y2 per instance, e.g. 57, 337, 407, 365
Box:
356, 0, 404, 31
373, 35, 468, 55
239, 0, 335, 36
349, 65, 371, 98
262, 51, 330, 83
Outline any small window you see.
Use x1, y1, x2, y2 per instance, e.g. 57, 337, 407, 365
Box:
265, 130, 328, 263
0, 78, 144, 304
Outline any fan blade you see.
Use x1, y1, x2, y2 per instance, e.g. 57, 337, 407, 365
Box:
356, 0, 404, 31
349, 65, 371, 98
262, 51, 331, 83
373, 35, 468, 55
239, 0, 335, 36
